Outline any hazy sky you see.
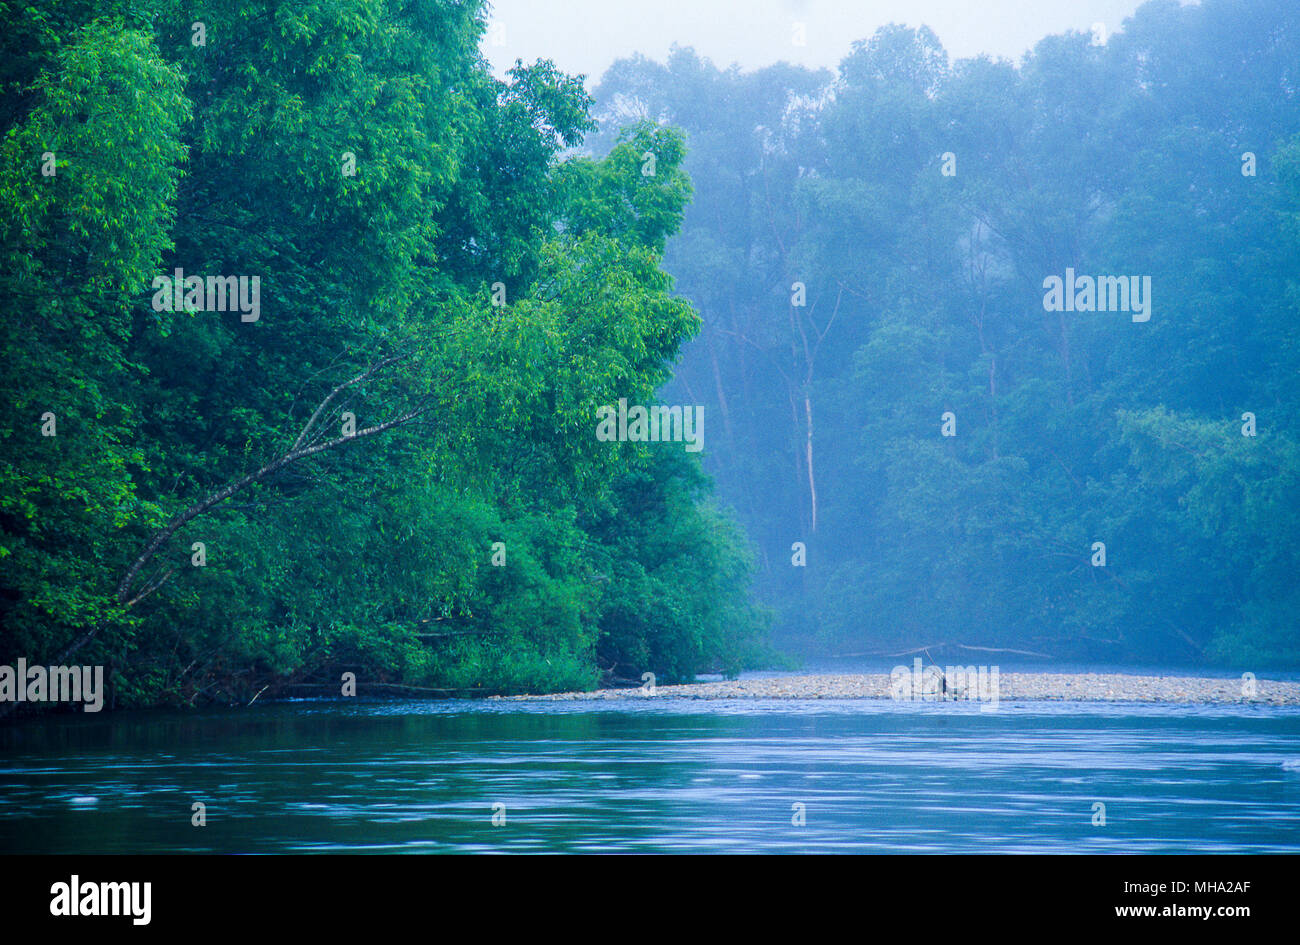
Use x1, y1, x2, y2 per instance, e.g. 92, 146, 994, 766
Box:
480, 0, 1159, 83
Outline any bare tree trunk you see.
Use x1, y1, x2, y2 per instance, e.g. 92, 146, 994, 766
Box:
54, 354, 428, 666
704, 324, 734, 451
804, 392, 817, 533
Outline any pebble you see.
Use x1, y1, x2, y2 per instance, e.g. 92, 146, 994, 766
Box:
500, 672, 1300, 705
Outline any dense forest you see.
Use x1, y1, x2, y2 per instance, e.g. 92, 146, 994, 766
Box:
588, 0, 1300, 667
0, 0, 768, 708
3, 0, 1298, 715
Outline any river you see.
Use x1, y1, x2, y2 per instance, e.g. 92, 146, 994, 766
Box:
3, 695, 1299, 853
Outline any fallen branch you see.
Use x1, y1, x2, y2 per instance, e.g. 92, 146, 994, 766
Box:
829, 642, 1055, 660
278, 682, 495, 695
53, 353, 428, 666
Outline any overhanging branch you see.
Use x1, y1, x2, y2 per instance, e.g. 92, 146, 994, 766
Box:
53, 354, 428, 665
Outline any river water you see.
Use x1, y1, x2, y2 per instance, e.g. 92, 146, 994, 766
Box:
2, 697, 1298, 853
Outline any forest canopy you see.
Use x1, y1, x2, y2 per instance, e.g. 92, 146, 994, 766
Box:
0, 0, 769, 708
4, 0, 1299, 717
588, 0, 1300, 667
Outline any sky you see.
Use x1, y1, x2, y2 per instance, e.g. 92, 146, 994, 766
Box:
480, 0, 1162, 84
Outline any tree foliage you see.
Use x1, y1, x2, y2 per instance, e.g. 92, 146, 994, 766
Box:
591, 0, 1300, 666
0, 0, 769, 708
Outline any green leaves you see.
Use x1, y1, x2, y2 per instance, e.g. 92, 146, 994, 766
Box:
589, 6, 1300, 667
555, 122, 692, 254
0, 16, 189, 661
1, 1, 767, 706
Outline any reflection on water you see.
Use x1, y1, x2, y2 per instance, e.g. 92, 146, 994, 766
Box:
2, 699, 1298, 853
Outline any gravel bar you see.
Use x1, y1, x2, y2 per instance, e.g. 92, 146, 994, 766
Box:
503, 672, 1300, 705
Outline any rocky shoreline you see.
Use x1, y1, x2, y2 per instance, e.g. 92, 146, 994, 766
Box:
504, 672, 1300, 705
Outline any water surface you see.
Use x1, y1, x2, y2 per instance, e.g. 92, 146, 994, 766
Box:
2, 698, 1298, 853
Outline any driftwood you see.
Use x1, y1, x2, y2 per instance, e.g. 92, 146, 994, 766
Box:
278, 682, 495, 696
829, 642, 1054, 660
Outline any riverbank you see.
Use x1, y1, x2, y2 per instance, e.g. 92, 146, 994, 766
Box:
505, 672, 1300, 705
